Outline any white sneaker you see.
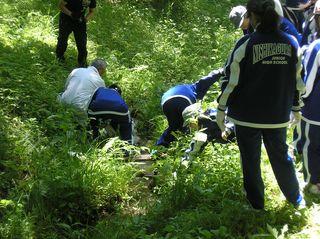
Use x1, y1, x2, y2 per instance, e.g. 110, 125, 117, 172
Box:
309, 183, 320, 195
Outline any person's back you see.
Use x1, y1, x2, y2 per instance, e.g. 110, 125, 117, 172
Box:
88, 87, 129, 114
217, 0, 305, 210
223, 30, 301, 126
161, 84, 197, 106
286, 0, 308, 7
60, 66, 105, 111
161, 69, 223, 106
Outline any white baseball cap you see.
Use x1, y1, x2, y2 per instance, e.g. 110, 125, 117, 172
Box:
229, 5, 247, 28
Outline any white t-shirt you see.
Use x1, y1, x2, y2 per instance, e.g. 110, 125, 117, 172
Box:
60, 66, 106, 112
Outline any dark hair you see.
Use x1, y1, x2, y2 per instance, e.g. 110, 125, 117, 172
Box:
109, 84, 122, 95
247, 0, 279, 33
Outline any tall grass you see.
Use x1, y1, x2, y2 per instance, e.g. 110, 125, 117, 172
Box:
1, 0, 319, 238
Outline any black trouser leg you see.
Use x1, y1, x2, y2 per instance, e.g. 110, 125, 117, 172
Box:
89, 113, 132, 144
109, 115, 132, 143
56, 13, 73, 60
118, 119, 132, 143
262, 128, 301, 205
235, 125, 265, 209
89, 117, 99, 139
73, 21, 88, 67
156, 98, 190, 147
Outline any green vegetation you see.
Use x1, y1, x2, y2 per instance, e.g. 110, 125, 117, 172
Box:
0, 0, 319, 238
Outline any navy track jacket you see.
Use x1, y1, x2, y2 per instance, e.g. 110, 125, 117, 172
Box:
218, 29, 305, 128
280, 17, 301, 43
302, 39, 320, 124
161, 70, 222, 106
88, 87, 129, 115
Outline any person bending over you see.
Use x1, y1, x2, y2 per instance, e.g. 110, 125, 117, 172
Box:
87, 85, 132, 143
58, 59, 131, 143
181, 103, 235, 162
156, 68, 224, 147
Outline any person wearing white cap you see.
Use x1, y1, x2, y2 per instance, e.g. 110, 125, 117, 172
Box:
229, 1, 301, 42
182, 104, 235, 162
229, 5, 253, 34
156, 68, 224, 147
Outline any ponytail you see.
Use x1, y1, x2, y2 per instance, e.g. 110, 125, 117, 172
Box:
247, 0, 280, 33
261, 2, 279, 32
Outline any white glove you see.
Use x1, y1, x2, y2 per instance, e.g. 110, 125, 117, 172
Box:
212, 67, 224, 76
216, 109, 226, 132
289, 111, 301, 128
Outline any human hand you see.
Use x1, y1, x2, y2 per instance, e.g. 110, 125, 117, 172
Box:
289, 111, 301, 127
212, 67, 225, 76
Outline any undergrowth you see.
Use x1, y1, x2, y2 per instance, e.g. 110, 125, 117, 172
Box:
0, 0, 319, 238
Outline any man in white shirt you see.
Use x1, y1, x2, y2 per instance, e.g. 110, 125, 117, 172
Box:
59, 59, 133, 143
60, 58, 106, 112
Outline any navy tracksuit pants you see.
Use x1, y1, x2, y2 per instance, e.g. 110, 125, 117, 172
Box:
235, 125, 301, 209
156, 97, 190, 147
88, 112, 132, 142
88, 94, 132, 143
297, 119, 320, 184
56, 13, 88, 67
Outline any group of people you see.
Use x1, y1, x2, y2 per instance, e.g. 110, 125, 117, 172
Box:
57, 0, 320, 211
58, 59, 133, 143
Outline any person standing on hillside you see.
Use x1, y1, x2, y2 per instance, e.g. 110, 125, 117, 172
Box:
56, 0, 96, 67
229, 1, 302, 42
216, 0, 306, 209
296, 13, 320, 195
